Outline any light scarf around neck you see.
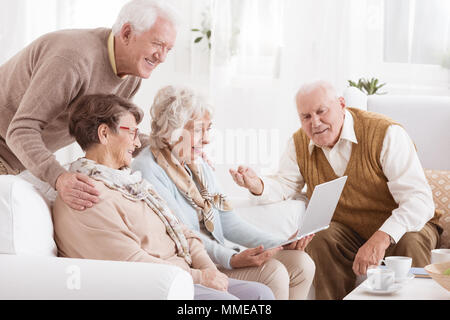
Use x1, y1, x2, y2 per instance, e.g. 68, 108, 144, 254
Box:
151, 147, 232, 234
70, 157, 192, 265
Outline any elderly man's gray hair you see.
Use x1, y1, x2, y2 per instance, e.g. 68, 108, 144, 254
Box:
296, 80, 338, 102
112, 0, 181, 35
150, 85, 213, 149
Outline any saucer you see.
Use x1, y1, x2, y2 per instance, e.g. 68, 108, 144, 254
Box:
362, 282, 402, 295
395, 273, 414, 283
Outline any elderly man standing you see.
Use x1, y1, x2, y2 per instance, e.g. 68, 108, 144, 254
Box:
0, 0, 178, 211
230, 80, 442, 300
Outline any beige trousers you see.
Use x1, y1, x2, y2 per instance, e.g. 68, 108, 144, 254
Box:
306, 221, 440, 300
219, 250, 315, 300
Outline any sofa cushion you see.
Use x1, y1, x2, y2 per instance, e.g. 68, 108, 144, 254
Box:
343, 86, 367, 111
0, 175, 57, 256
18, 170, 58, 204
367, 95, 450, 171
425, 169, 450, 249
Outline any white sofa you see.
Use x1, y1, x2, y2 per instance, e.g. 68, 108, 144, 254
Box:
0, 169, 303, 300
365, 94, 450, 171
0, 174, 195, 300
0, 93, 448, 300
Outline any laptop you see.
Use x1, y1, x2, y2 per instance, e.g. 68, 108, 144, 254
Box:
268, 176, 348, 249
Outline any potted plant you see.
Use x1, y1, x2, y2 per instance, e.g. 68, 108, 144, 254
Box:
348, 78, 387, 95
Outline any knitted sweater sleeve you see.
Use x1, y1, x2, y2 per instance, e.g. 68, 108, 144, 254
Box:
6, 55, 83, 188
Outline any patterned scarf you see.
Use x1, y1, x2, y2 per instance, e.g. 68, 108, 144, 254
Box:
70, 158, 192, 265
151, 147, 232, 234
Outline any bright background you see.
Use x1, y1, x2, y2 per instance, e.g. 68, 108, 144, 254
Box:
1, 0, 449, 174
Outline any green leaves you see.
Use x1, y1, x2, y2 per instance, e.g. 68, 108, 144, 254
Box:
191, 28, 212, 50
348, 78, 387, 95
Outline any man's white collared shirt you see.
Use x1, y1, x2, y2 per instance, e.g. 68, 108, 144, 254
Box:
257, 110, 435, 243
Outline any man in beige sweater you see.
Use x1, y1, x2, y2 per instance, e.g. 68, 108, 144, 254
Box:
0, 0, 177, 211
230, 81, 442, 299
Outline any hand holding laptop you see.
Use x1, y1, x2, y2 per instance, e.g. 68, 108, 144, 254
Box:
283, 232, 315, 251
267, 176, 348, 250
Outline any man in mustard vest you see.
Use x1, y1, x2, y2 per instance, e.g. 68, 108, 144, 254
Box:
229, 80, 441, 300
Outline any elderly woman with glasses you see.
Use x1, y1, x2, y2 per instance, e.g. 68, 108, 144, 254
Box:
52, 93, 274, 300
132, 86, 316, 300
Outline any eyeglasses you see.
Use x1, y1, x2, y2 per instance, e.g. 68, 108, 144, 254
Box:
119, 126, 140, 141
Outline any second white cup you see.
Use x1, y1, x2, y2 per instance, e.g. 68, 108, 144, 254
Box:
383, 256, 412, 280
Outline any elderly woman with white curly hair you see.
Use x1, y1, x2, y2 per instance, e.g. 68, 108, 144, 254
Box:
132, 85, 316, 300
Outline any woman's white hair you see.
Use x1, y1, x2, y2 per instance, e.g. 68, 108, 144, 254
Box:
150, 85, 214, 149
112, 0, 181, 35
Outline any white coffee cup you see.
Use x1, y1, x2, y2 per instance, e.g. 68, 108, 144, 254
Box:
383, 256, 412, 280
431, 249, 450, 264
366, 268, 395, 291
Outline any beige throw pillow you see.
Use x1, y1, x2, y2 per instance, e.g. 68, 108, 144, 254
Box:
425, 169, 450, 249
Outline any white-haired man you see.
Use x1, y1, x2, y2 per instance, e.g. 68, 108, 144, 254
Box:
0, 0, 179, 210
230, 80, 442, 300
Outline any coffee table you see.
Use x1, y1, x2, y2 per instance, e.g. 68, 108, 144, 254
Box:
344, 276, 450, 300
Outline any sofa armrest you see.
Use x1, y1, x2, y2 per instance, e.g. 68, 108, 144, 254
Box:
0, 254, 194, 300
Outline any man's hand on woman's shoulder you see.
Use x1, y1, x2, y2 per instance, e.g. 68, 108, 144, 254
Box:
56, 171, 100, 211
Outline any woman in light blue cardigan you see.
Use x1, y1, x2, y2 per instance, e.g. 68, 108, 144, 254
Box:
132, 85, 315, 300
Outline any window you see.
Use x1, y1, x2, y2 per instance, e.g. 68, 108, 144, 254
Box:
21, 0, 128, 50
211, 0, 285, 82
380, 0, 450, 94
384, 0, 450, 66
231, 0, 284, 78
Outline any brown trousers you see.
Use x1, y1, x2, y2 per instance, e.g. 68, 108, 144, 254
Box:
305, 221, 440, 300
